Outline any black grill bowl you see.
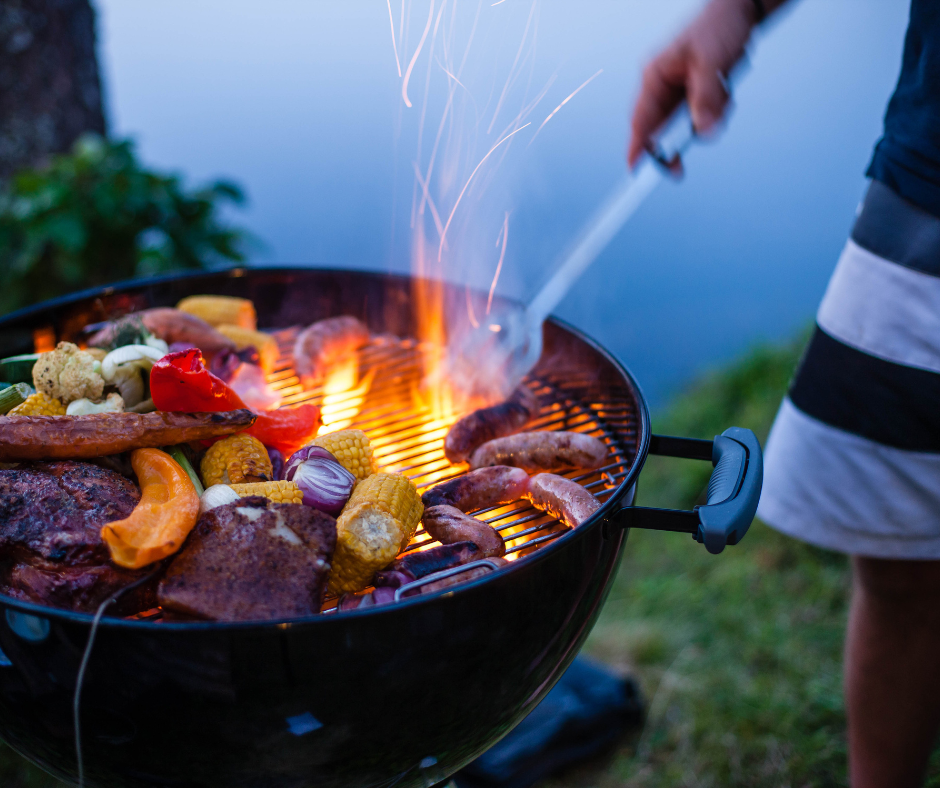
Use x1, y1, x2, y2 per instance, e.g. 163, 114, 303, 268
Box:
0, 268, 650, 788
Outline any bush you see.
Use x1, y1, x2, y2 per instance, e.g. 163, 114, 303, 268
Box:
0, 135, 250, 314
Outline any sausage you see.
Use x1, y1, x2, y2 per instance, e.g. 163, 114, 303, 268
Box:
89, 308, 236, 358
468, 431, 608, 474
421, 466, 530, 511
373, 541, 484, 587
525, 473, 600, 529
444, 386, 539, 463
0, 409, 256, 460
417, 558, 507, 595
422, 505, 506, 558
293, 316, 370, 387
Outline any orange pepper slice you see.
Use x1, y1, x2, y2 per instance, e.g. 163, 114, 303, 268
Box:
101, 448, 200, 569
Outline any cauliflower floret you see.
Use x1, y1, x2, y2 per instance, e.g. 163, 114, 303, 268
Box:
32, 342, 105, 404
65, 392, 125, 416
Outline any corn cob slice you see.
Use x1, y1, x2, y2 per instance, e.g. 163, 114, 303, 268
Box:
216, 324, 280, 373
9, 391, 66, 416
200, 433, 273, 487
176, 295, 257, 330
229, 480, 304, 504
328, 472, 424, 594
311, 429, 377, 482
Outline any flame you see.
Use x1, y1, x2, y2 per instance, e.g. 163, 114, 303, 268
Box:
316, 357, 374, 436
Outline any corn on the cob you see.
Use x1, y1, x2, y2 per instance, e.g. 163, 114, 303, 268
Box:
9, 392, 66, 416
176, 295, 257, 330
216, 324, 280, 373
312, 429, 377, 481
328, 472, 423, 594
229, 480, 304, 504
200, 433, 273, 486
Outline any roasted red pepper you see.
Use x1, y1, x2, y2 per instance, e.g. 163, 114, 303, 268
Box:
150, 349, 247, 412
150, 348, 321, 456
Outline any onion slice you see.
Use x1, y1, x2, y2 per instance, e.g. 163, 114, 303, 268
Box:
285, 445, 355, 515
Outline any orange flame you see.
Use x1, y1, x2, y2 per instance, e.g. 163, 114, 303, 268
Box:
316, 356, 374, 436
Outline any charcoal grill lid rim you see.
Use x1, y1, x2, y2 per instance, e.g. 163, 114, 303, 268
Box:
0, 271, 651, 630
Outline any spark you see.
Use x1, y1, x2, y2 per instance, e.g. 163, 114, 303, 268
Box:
411, 160, 446, 240
386, 0, 402, 77
487, 0, 538, 134
402, 0, 435, 108
487, 212, 509, 314
466, 285, 480, 328
437, 122, 530, 261
530, 68, 603, 143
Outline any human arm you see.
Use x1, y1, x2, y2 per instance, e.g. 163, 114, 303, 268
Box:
626, 0, 793, 168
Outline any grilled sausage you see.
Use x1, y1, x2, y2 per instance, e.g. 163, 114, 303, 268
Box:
444, 386, 539, 463
89, 308, 236, 358
0, 409, 255, 460
422, 505, 506, 558
468, 431, 608, 474
375, 541, 484, 586
525, 473, 600, 529
293, 316, 370, 387
417, 558, 507, 595
421, 466, 530, 511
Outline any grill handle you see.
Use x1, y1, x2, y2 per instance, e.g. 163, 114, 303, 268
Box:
619, 427, 763, 554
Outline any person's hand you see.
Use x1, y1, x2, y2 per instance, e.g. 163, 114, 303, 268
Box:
626, 0, 759, 168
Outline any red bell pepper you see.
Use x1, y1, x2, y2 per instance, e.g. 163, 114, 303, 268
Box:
150, 349, 246, 412
149, 348, 321, 456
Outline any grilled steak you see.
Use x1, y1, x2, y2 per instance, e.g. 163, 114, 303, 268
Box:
0, 461, 156, 613
158, 497, 336, 621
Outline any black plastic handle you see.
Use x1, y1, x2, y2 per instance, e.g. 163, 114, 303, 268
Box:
619, 427, 763, 554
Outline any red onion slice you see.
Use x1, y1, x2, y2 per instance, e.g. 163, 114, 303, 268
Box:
286, 445, 356, 515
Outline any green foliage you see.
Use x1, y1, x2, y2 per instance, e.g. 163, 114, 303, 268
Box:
0, 135, 249, 315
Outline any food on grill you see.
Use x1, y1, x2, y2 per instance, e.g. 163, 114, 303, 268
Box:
216, 325, 279, 373
421, 505, 506, 558
374, 541, 486, 588
328, 472, 424, 594
268, 446, 285, 480
417, 558, 507, 594
229, 480, 304, 504
150, 348, 248, 413
247, 404, 322, 457
32, 341, 104, 404
226, 360, 283, 411
89, 308, 236, 359
101, 449, 200, 569
309, 428, 377, 481
443, 385, 539, 463
421, 465, 530, 511
468, 430, 608, 474
66, 392, 125, 415
177, 295, 257, 331
0, 353, 41, 384
283, 445, 356, 514
158, 497, 336, 621
0, 460, 156, 613
101, 344, 165, 409
0, 409, 255, 460
525, 473, 601, 528
200, 433, 273, 486
293, 316, 370, 387
199, 483, 241, 513
0, 383, 30, 414
10, 391, 66, 416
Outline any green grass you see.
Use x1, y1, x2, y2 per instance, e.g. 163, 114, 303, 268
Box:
1, 332, 933, 786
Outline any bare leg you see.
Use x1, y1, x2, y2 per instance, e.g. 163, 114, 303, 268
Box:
846, 556, 940, 787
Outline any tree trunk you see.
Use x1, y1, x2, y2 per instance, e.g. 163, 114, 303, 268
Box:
0, 0, 107, 181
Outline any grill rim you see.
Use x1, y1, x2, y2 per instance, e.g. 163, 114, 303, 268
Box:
0, 266, 651, 630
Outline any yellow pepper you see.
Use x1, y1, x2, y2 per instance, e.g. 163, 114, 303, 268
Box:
101, 448, 200, 569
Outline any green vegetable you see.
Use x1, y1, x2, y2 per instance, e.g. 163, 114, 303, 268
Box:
164, 445, 205, 497
0, 383, 31, 414
0, 354, 41, 384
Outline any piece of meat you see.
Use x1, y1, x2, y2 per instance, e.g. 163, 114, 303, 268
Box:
158, 497, 336, 621
525, 473, 600, 529
374, 541, 484, 587
421, 466, 530, 512
444, 386, 539, 464
293, 316, 370, 387
421, 505, 505, 558
0, 409, 255, 460
468, 431, 608, 474
418, 558, 507, 595
89, 308, 236, 358
0, 461, 156, 613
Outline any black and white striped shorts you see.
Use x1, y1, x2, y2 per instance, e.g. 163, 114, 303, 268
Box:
758, 180, 940, 559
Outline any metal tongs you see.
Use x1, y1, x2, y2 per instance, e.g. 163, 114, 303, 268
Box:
447, 62, 748, 401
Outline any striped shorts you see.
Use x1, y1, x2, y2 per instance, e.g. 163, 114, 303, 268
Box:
758, 180, 940, 559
